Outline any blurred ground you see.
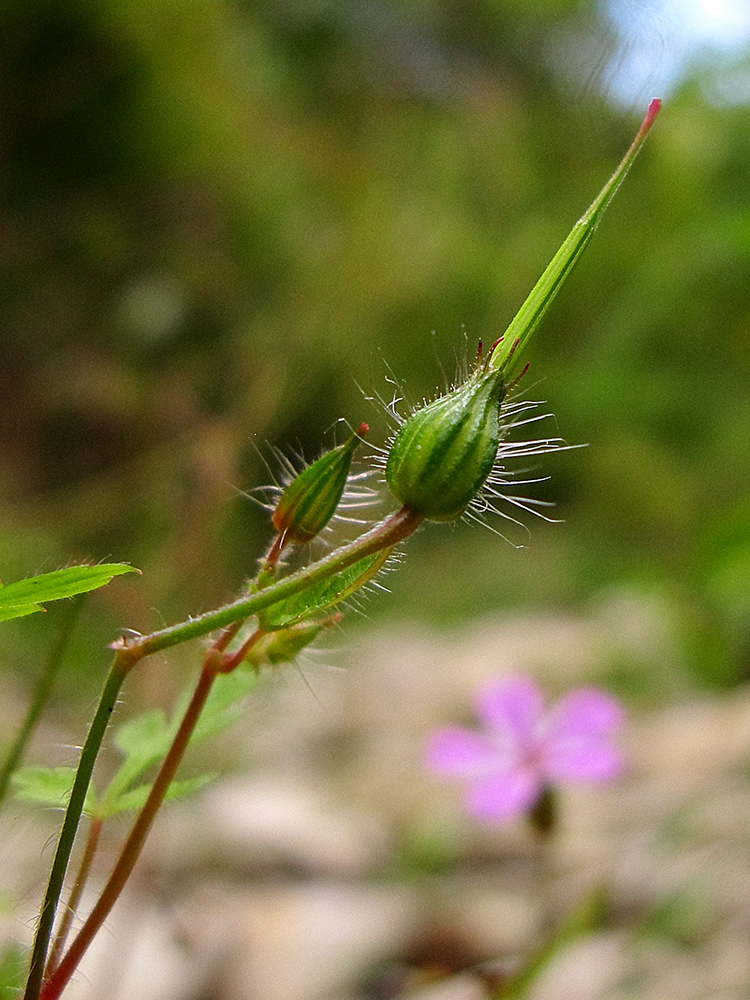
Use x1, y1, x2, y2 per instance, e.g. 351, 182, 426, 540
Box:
5, 598, 750, 1000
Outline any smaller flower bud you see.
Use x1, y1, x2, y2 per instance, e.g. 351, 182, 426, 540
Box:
244, 617, 338, 669
272, 424, 368, 545
385, 368, 504, 522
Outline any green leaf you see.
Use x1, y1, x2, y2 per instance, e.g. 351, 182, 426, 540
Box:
0, 604, 41, 621
100, 773, 216, 817
0, 942, 26, 1000
12, 766, 97, 815
0, 564, 138, 617
192, 667, 260, 741
258, 550, 391, 630
98, 710, 174, 813
98, 670, 260, 817
15, 667, 259, 823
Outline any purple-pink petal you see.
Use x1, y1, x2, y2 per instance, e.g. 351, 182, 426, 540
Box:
425, 677, 626, 824
475, 676, 543, 747
541, 688, 624, 783
546, 688, 624, 740
425, 727, 499, 776
465, 767, 540, 821
543, 741, 623, 781
543, 688, 625, 743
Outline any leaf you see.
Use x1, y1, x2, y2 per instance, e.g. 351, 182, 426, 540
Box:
0, 604, 41, 621
14, 647, 258, 824
192, 668, 260, 742
11, 766, 97, 814
258, 550, 391, 630
113, 708, 173, 766
98, 670, 260, 817
100, 774, 216, 817
99, 710, 174, 813
0, 564, 138, 617
0, 942, 26, 999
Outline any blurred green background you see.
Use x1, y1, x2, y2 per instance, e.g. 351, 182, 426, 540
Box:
1, 0, 749, 701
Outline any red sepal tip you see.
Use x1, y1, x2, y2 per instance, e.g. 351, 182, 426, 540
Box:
643, 98, 661, 130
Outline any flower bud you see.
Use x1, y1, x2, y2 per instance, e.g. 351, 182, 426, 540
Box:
385, 369, 504, 521
272, 424, 368, 544
244, 617, 336, 669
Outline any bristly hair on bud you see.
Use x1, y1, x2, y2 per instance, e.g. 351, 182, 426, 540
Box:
271, 423, 370, 545
376, 343, 576, 538
384, 352, 505, 522
251, 421, 380, 568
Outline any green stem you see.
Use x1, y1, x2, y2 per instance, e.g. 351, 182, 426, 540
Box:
45, 815, 104, 977
0, 596, 85, 806
28, 506, 423, 1000
23, 654, 129, 1000
124, 506, 423, 661
489, 99, 661, 377
41, 629, 261, 1000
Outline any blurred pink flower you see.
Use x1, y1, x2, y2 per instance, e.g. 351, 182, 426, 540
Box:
425, 676, 624, 822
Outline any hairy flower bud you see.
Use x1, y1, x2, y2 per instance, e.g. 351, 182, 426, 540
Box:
272, 424, 368, 544
244, 617, 335, 668
385, 369, 504, 521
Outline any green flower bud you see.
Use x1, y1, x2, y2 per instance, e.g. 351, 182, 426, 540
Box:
272, 424, 368, 544
244, 617, 336, 669
385, 368, 504, 521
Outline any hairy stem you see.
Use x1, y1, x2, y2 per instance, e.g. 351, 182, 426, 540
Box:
124, 506, 423, 661
28, 506, 423, 999
45, 815, 104, 977
42, 629, 265, 1000
23, 654, 129, 1000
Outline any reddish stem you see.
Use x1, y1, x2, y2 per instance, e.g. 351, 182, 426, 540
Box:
263, 530, 289, 571
41, 629, 264, 999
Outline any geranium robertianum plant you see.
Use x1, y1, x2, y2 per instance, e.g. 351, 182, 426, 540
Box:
10, 99, 659, 1000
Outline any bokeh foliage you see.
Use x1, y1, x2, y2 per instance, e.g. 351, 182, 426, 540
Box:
1, 0, 749, 690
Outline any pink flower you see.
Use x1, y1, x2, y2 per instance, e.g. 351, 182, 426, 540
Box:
425, 676, 624, 822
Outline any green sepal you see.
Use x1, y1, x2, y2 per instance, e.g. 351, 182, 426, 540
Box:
244, 618, 328, 668
272, 426, 367, 544
258, 548, 391, 630
385, 367, 504, 521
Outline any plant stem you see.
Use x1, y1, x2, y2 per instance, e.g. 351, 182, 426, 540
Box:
0, 596, 85, 806
28, 506, 423, 999
23, 653, 129, 1000
45, 815, 104, 977
124, 506, 423, 661
41, 629, 265, 1000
